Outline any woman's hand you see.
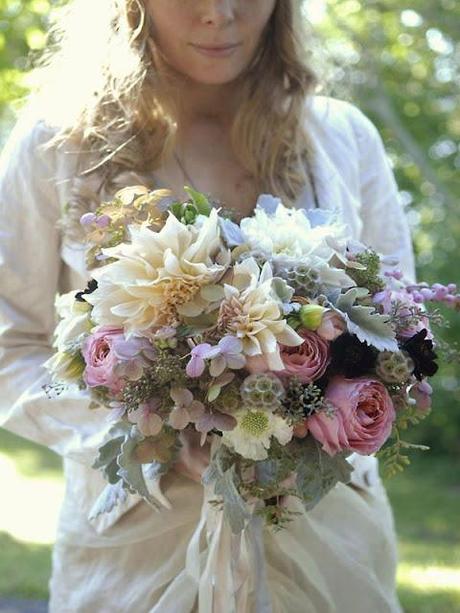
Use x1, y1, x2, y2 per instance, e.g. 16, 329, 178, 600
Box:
172, 429, 212, 484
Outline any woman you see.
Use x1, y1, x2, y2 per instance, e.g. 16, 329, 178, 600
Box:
0, 1, 414, 611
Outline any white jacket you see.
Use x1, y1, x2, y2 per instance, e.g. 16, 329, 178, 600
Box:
0, 95, 409, 612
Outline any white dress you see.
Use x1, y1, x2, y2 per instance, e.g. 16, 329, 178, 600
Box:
0, 95, 414, 612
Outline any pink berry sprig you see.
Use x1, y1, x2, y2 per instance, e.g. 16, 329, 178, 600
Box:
405, 282, 460, 309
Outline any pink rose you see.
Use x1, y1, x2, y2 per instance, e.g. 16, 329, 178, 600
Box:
307, 376, 396, 456
316, 310, 346, 341
278, 330, 330, 384
82, 325, 125, 393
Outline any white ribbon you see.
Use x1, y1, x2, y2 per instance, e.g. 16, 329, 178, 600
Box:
185, 438, 273, 613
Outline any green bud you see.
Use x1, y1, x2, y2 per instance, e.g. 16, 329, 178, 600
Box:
287, 315, 301, 330
299, 304, 326, 330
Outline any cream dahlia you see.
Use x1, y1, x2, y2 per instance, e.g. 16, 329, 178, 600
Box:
85, 210, 230, 333
218, 258, 303, 370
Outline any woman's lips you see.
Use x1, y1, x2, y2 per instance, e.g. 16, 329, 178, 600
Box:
191, 43, 241, 58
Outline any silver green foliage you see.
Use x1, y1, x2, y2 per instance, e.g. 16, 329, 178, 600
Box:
202, 445, 251, 534
335, 287, 398, 352
295, 437, 354, 511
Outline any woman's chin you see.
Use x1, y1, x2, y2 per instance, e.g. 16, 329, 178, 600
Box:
171, 59, 248, 87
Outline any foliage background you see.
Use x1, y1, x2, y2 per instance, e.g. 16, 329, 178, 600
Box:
0, 0, 459, 610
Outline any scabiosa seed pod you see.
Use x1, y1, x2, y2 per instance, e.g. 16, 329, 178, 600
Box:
240, 373, 285, 409
214, 384, 240, 414
375, 351, 415, 384
276, 264, 321, 296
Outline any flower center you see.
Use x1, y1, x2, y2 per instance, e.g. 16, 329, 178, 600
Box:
240, 410, 269, 437
158, 278, 202, 324
217, 296, 244, 330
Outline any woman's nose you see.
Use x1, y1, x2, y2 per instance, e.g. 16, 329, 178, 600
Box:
200, 0, 236, 27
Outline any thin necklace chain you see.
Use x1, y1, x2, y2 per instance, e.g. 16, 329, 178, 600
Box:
173, 150, 225, 211
173, 149, 320, 212
173, 150, 198, 191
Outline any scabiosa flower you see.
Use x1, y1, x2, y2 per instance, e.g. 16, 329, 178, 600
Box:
329, 333, 378, 377
222, 408, 293, 461
402, 329, 438, 381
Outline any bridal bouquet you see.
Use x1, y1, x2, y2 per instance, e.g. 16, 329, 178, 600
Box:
45, 185, 459, 530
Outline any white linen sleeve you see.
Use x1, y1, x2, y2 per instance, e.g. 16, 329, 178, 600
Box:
0, 119, 110, 465
348, 105, 417, 283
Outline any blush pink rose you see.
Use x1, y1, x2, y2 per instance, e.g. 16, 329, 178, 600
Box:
278, 330, 330, 384
307, 376, 396, 456
82, 325, 125, 393
316, 310, 346, 341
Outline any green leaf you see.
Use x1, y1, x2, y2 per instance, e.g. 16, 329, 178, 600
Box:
335, 288, 398, 351
295, 437, 353, 511
207, 384, 221, 403
183, 186, 212, 216
117, 427, 162, 510
170, 201, 184, 220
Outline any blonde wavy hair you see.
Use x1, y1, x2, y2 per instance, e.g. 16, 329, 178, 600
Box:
29, 0, 325, 238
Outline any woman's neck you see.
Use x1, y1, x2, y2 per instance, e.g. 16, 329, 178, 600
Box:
175, 76, 241, 130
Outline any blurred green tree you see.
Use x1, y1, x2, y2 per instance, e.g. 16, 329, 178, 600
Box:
308, 0, 460, 456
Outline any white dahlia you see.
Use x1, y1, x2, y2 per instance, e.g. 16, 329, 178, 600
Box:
44, 292, 92, 382
218, 257, 303, 370
85, 210, 230, 333
240, 202, 354, 288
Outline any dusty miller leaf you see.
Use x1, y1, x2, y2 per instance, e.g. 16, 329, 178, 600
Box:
203, 444, 250, 534
144, 460, 171, 481
295, 437, 353, 511
214, 465, 251, 534
88, 480, 128, 520
117, 427, 162, 511
92, 436, 125, 484
335, 287, 398, 351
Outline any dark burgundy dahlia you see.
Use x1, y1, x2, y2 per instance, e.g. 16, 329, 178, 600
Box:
402, 329, 438, 381
329, 333, 378, 378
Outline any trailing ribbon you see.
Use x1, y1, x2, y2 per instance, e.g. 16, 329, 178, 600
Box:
185, 437, 273, 613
